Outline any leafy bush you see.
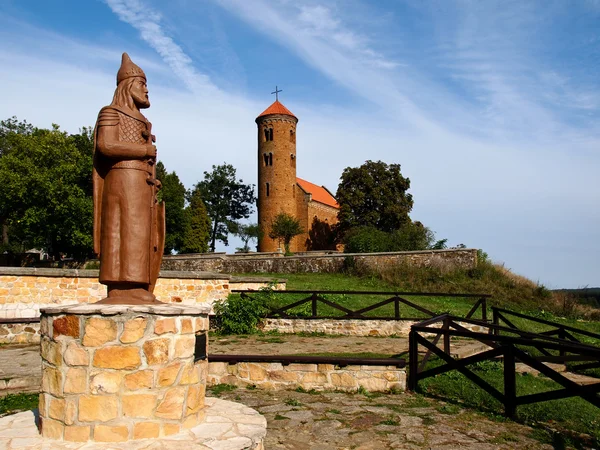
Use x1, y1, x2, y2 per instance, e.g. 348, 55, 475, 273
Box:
343, 222, 438, 253
213, 292, 268, 334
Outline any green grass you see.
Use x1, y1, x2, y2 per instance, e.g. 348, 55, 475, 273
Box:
208, 384, 237, 397
419, 359, 600, 448
0, 393, 38, 415
284, 398, 302, 407
234, 271, 600, 339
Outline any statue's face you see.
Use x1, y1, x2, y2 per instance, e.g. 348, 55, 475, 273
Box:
131, 77, 150, 109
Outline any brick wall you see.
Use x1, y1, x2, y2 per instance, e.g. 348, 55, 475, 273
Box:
162, 248, 478, 274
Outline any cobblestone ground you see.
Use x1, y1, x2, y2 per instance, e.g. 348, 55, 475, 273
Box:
214, 387, 552, 450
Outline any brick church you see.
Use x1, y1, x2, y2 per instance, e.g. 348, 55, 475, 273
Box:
256, 98, 339, 252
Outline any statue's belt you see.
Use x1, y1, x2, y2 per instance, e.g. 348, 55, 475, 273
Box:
110, 159, 153, 174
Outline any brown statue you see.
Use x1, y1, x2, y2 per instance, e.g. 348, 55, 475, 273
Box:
93, 53, 165, 304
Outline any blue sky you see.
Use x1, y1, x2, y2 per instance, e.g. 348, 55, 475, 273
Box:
1, 0, 599, 288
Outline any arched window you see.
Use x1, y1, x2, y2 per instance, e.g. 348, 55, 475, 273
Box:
269, 153, 273, 166
268, 128, 274, 141
290, 153, 296, 168
266, 182, 270, 197
263, 153, 269, 166
290, 129, 295, 143
264, 128, 269, 142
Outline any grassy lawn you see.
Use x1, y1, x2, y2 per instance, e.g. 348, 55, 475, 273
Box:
233, 272, 600, 339
419, 359, 600, 448
0, 393, 38, 416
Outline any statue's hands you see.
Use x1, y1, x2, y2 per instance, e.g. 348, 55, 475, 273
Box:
145, 144, 157, 158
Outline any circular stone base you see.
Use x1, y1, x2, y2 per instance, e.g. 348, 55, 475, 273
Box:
0, 398, 266, 449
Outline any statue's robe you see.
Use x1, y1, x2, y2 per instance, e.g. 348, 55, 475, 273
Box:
93, 106, 155, 285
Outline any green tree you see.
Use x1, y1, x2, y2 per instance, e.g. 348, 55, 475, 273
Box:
155, 161, 187, 254
336, 160, 413, 233
180, 189, 211, 253
192, 163, 256, 252
232, 223, 263, 253
268, 213, 304, 254
0, 120, 93, 258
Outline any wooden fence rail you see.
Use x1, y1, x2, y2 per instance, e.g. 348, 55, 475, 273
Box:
408, 314, 600, 417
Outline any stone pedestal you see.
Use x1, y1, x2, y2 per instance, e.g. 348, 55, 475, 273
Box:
38, 303, 210, 443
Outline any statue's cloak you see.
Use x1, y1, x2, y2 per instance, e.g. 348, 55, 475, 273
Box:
93, 105, 164, 291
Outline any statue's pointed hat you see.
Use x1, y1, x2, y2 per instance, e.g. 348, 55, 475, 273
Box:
116, 52, 146, 85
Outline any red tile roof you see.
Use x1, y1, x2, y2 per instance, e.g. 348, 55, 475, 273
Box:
297, 177, 339, 209
257, 100, 297, 119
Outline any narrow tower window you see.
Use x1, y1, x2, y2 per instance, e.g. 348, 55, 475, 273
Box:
269, 152, 273, 166
266, 182, 270, 197
264, 128, 269, 142
290, 153, 296, 168
268, 128, 274, 141
290, 129, 295, 143
263, 153, 269, 166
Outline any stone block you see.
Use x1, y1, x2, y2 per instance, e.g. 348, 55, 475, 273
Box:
64, 425, 90, 442
124, 369, 154, 390
48, 397, 66, 421
301, 372, 328, 384
318, 364, 335, 372
93, 346, 141, 370
358, 377, 388, 391
42, 417, 64, 439
269, 371, 298, 382
162, 423, 180, 437
53, 315, 79, 338
155, 387, 185, 419
90, 371, 122, 394
143, 338, 170, 365
94, 424, 129, 442
120, 317, 147, 343
174, 335, 195, 358
38, 393, 47, 417
64, 341, 89, 366
330, 372, 357, 388
181, 318, 193, 334
64, 367, 87, 394
158, 362, 182, 387
78, 395, 118, 422
248, 364, 267, 381
208, 362, 228, 375
154, 318, 176, 335
41, 338, 62, 366
133, 422, 160, 439
180, 362, 200, 385
65, 399, 77, 425
186, 384, 204, 415
122, 393, 157, 418
83, 317, 117, 346
286, 363, 318, 372
41, 365, 62, 396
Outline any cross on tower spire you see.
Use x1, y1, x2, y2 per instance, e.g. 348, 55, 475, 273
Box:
271, 85, 282, 101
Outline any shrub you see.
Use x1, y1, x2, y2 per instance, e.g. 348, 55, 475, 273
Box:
213, 292, 268, 334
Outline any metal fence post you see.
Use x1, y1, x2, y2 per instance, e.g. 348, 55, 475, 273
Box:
311, 293, 318, 317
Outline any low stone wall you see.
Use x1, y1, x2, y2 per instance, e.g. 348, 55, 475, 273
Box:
0, 268, 285, 344
260, 318, 487, 337
207, 361, 406, 392
162, 248, 478, 274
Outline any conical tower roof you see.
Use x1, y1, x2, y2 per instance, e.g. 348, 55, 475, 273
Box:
256, 100, 297, 120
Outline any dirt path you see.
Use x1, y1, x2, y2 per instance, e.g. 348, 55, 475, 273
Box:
214, 386, 552, 449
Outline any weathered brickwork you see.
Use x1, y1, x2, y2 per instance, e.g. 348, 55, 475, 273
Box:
38, 304, 209, 442
208, 361, 405, 392
162, 248, 478, 274
257, 113, 299, 253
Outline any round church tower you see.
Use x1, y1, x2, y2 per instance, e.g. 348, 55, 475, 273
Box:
256, 100, 298, 252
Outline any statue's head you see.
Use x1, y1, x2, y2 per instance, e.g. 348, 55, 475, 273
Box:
111, 53, 150, 110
